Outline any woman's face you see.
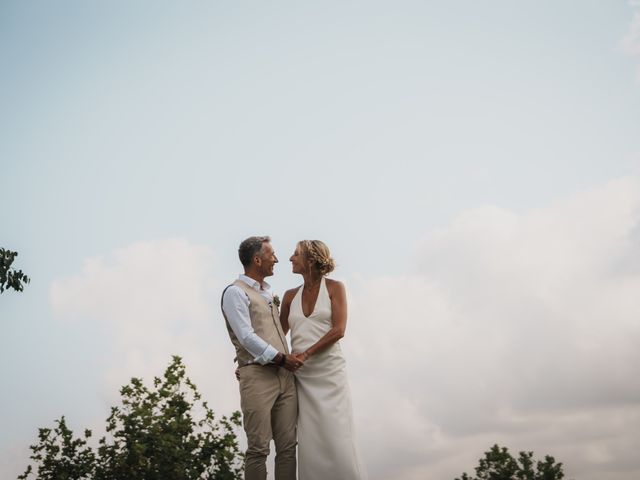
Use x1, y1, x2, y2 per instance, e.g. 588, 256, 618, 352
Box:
289, 246, 307, 274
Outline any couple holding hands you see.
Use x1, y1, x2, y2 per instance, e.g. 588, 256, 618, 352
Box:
221, 236, 365, 480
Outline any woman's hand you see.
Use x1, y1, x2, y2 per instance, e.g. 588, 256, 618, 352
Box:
282, 353, 304, 372
292, 351, 310, 363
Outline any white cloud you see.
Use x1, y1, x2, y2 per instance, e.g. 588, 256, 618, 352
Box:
44, 178, 640, 480
50, 239, 240, 417
344, 177, 640, 480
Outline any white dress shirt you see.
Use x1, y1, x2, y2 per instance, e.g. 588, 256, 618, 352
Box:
222, 274, 279, 365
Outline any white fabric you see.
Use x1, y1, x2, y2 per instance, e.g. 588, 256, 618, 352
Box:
289, 277, 366, 480
221, 274, 278, 364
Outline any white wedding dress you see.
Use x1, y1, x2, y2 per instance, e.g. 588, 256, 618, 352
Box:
288, 277, 365, 480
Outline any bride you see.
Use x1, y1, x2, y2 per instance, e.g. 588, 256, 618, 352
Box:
279, 240, 366, 480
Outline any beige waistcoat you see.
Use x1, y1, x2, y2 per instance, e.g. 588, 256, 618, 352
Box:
223, 279, 289, 366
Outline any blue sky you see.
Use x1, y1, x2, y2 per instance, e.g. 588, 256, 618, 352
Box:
2, 2, 640, 479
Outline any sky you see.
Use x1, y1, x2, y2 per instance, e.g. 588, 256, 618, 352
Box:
1, 1, 640, 479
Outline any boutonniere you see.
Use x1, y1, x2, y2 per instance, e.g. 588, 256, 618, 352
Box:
272, 295, 281, 308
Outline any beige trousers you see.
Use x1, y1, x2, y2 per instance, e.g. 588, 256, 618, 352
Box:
238, 364, 298, 480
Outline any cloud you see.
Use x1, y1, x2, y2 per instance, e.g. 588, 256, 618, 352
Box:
344, 177, 640, 480
45, 178, 640, 480
50, 239, 240, 416
621, 1, 640, 81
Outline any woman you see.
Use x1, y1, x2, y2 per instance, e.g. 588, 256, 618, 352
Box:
279, 240, 365, 480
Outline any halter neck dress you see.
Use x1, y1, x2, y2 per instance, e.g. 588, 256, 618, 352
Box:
288, 277, 365, 480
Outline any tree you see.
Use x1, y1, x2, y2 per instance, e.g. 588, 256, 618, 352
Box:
456, 444, 565, 480
19, 356, 243, 480
18, 417, 95, 480
1, 248, 30, 293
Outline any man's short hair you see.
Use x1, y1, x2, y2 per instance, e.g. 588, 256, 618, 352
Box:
238, 236, 271, 267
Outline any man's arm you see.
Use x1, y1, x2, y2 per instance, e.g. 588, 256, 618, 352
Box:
222, 286, 278, 364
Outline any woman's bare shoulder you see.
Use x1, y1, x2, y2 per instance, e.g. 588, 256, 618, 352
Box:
325, 278, 345, 294
283, 286, 301, 302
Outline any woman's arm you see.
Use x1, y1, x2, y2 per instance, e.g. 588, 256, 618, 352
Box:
279, 288, 297, 336
296, 279, 347, 361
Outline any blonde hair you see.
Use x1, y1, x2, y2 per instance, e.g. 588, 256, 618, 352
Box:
298, 240, 336, 276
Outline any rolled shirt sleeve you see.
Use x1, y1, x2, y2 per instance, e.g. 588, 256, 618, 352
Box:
222, 286, 278, 365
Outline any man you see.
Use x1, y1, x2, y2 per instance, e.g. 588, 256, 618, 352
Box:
221, 236, 303, 480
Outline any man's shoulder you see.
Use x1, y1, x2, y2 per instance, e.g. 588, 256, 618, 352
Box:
227, 278, 243, 288
222, 282, 249, 302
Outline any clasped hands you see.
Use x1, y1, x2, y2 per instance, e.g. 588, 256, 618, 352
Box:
283, 352, 309, 372
234, 351, 310, 380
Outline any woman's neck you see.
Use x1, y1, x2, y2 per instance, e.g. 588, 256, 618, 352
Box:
302, 272, 322, 288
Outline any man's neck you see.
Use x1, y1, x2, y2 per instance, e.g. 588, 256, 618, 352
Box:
243, 271, 265, 286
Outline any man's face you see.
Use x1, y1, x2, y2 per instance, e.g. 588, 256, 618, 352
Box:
256, 242, 278, 277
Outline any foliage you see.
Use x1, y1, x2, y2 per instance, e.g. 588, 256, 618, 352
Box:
456, 444, 565, 480
19, 356, 243, 480
1, 248, 30, 293
18, 417, 95, 480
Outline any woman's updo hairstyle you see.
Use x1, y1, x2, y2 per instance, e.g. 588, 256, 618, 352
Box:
298, 240, 336, 276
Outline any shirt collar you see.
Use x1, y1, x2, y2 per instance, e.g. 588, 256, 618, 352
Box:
238, 274, 271, 292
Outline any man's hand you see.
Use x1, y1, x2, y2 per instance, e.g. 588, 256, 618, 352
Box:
282, 353, 304, 372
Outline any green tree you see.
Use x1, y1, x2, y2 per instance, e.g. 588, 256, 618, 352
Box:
19, 356, 243, 480
1, 248, 30, 293
18, 417, 95, 480
456, 444, 565, 480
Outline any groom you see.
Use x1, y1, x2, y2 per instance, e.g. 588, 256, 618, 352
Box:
221, 236, 302, 480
